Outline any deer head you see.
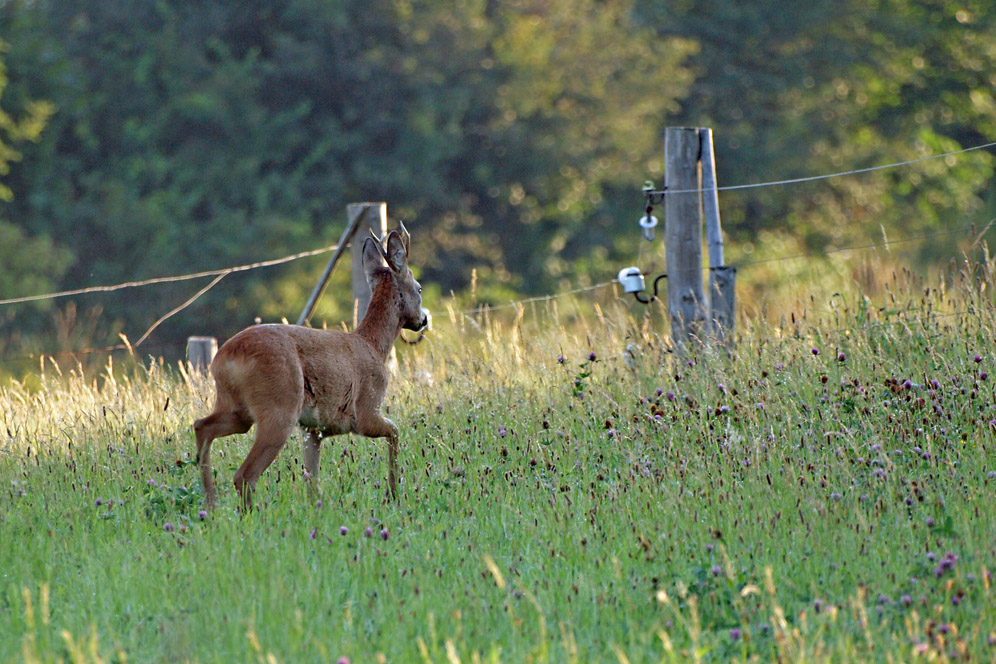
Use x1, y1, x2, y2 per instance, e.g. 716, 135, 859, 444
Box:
362, 221, 427, 333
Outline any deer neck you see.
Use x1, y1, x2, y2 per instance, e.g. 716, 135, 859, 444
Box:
354, 281, 401, 360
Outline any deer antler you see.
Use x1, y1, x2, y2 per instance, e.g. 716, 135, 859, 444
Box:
398, 220, 411, 255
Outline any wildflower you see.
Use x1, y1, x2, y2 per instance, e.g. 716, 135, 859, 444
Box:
837, 352, 846, 362
557, 355, 565, 364
711, 565, 722, 576
340, 526, 349, 536
655, 388, 664, 396
338, 658, 350, 664
900, 594, 912, 608
830, 492, 843, 501
930, 379, 940, 389
902, 379, 913, 389
975, 354, 983, 363
813, 598, 825, 613
774, 362, 785, 371
706, 543, 714, 553
588, 351, 597, 362
729, 628, 742, 640
364, 527, 373, 538
665, 391, 675, 401
981, 371, 989, 381
498, 426, 507, 438
718, 383, 726, 393
811, 347, 819, 356
163, 523, 175, 533
317, 499, 324, 508
95, 498, 104, 507
380, 527, 390, 540
926, 517, 935, 527
198, 510, 208, 521
310, 528, 317, 540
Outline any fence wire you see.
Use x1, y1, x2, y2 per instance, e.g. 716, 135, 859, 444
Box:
3, 138, 995, 360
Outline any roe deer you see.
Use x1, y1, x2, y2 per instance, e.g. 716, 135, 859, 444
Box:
193, 223, 427, 510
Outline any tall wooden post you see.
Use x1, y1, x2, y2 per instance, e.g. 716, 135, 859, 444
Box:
297, 203, 371, 327
700, 128, 736, 341
664, 127, 706, 347
350, 202, 388, 327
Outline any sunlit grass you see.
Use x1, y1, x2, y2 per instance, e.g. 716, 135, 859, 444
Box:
2, 261, 996, 662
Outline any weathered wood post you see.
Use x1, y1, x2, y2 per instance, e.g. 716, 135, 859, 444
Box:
297, 203, 372, 327
186, 336, 217, 372
349, 202, 388, 327
700, 128, 736, 342
664, 127, 707, 347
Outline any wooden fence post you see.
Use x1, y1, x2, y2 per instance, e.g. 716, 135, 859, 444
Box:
186, 336, 217, 372
664, 127, 706, 347
700, 127, 736, 342
350, 202, 388, 328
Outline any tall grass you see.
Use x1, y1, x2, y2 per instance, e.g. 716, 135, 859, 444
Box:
2, 261, 995, 662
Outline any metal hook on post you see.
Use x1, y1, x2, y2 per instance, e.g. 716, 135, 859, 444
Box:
632, 273, 667, 304
618, 267, 667, 305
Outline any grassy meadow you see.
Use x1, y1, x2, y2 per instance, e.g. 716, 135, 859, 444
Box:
2, 264, 996, 663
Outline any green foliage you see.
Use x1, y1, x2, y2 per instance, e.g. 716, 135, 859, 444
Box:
640, 0, 996, 258
0, 1, 995, 365
0, 0, 694, 360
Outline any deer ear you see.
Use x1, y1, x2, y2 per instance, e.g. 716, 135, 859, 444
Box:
385, 230, 408, 273
362, 237, 388, 285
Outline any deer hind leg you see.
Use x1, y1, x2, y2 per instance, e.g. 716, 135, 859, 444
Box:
355, 411, 400, 500
194, 410, 252, 510
233, 413, 298, 512
303, 431, 322, 501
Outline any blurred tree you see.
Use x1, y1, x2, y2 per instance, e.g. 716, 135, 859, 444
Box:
0, 38, 69, 339
0, 0, 695, 355
639, 0, 996, 269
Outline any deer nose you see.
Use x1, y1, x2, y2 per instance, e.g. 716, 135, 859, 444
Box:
419, 308, 432, 331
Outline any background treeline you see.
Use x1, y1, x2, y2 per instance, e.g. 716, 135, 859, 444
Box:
0, 0, 994, 368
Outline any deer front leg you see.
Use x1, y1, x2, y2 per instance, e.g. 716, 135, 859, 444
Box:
303, 430, 322, 501
356, 410, 400, 500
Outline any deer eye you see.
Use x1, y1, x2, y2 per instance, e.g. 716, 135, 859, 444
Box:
417, 287, 423, 294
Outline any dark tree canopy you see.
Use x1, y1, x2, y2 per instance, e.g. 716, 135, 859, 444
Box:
0, 0, 993, 369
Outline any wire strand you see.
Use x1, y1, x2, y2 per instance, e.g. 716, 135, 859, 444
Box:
661, 140, 996, 196
0, 243, 338, 307
731, 224, 980, 270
